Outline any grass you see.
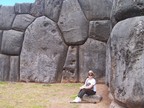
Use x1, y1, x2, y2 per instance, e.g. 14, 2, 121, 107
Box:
0, 82, 110, 108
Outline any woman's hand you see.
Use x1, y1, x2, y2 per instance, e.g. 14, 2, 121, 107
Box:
80, 85, 85, 89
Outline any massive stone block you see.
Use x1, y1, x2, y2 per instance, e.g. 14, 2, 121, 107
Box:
9, 56, 20, 82
30, 0, 45, 17
61, 46, 78, 83
79, 38, 106, 83
0, 30, 2, 53
112, 0, 144, 22
44, 0, 63, 22
12, 14, 35, 31
1, 30, 24, 55
20, 16, 67, 83
78, 0, 112, 20
89, 20, 111, 42
0, 54, 10, 81
0, 6, 15, 29
15, 3, 31, 14
58, 0, 89, 45
108, 16, 144, 108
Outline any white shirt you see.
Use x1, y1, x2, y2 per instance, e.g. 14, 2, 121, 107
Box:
85, 78, 96, 92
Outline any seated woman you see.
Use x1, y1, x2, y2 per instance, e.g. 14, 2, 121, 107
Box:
73, 70, 96, 102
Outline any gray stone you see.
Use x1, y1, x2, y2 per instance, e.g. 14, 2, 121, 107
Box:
0, 6, 15, 30
89, 20, 111, 42
15, 3, 31, 14
112, 0, 144, 22
110, 101, 126, 108
58, 0, 89, 45
79, 38, 106, 83
61, 46, 78, 83
12, 14, 35, 31
30, 0, 45, 17
78, 0, 112, 20
20, 16, 67, 83
0, 31, 3, 53
44, 0, 63, 22
82, 94, 102, 103
0, 54, 10, 81
108, 16, 144, 108
1, 30, 24, 55
9, 56, 20, 82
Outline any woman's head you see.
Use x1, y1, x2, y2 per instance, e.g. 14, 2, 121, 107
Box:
88, 70, 95, 77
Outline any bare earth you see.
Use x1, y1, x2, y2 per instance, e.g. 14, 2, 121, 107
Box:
0, 82, 111, 108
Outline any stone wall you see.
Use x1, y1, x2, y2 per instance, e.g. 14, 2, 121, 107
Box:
107, 0, 144, 108
0, 0, 112, 83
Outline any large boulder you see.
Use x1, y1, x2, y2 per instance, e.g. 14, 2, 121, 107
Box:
0, 54, 10, 81
0, 6, 15, 29
15, 3, 31, 14
79, 38, 106, 83
112, 0, 144, 22
58, 0, 89, 45
89, 20, 111, 42
107, 16, 144, 108
12, 14, 35, 31
1, 30, 24, 55
78, 0, 112, 20
44, 0, 63, 22
9, 56, 20, 82
61, 46, 78, 83
30, 0, 45, 17
20, 16, 68, 83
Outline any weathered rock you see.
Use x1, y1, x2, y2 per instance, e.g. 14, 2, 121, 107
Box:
0, 6, 15, 30
78, 0, 112, 20
79, 38, 106, 83
110, 101, 126, 108
0, 30, 2, 53
1, 30, 24, 55
30, 0, 45, 17
58, 0, 89, 45
61, 46, 78, 83
12, 14, 35, 31
44, 0, 63, 22
0, 54, 10, 81
15, 3, 31, 14
82, 94, 102, 103
108, 16, 144, 108
89, 20, 111, 42
20, 16, 67, 83
112, 0, 144, 22
9, 56, 20, 82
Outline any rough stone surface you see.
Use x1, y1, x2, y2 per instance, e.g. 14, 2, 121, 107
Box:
1, 30, 24, 55
12, 14, 35, 31
79, 38, 106, 83
82, 94, 103, 103
89, 20, 111, 42
0, 54, 10, 81
108, 16, 144, 108
20, 16, 67, 83
112, 0, 144, 22
9, 56, 20, 82
58, 0, 89, 45
0, 6, 15, 30
61, 46, 78, 83
30, 0, 45, 17
110, 101, 126, 108
78, 0, 112, 20
15, 3, 31, 14
44, 0, 63, 22
0, 30, 2, 53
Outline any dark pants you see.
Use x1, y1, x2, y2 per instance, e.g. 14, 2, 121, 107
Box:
78, 89, 96, 98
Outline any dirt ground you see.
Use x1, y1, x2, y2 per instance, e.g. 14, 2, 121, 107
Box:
0, 82, 111, 108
